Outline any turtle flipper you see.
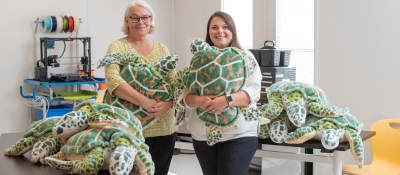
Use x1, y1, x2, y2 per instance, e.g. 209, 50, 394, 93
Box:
286, 101, 307, 127
241, 106, 261, 122
71, 147, 105, 175
110, 146, 137, 175
270, 120, 288, 143
31, 136, 61, 164
263, 92, 283, 117
206, 126, 223, 146
285, 126, 316, 144
307, 102, 349, 117
52, 111, 89, 138
258, 124, 270, 139
345, 128, 364, 168
45, 156, 75, 174
4, 136, 37, 156
46, 151, 67, 160
134, 145, 155, 175
321, 128, 344, 149
258, 116, 271, 139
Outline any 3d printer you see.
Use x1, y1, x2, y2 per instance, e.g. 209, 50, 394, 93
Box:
34, 37, 93, 82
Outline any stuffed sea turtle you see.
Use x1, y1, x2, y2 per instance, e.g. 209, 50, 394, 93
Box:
45, 126, 152, 175
285, 113, 364, 168
258, 107, 296, 143
182, 38, 260, 145
97, 52, 179, 129
4, 117, 62, 164
264, 81, 350, 127
51, 101, 154, 174
52, 101, 144, 141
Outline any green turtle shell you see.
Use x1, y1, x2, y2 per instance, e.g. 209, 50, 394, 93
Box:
305, 113, 362, 130
183, 39, 251, 127
24, 117, 61, 138
105, 62, 171, 127
74, 101, 144, 141
60, 126, 137, 154
266, 81, 328, 104
97, 52, 178, 128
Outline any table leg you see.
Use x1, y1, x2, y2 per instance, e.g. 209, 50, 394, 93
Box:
332, 151, 342, 175
304, 148, 314, 175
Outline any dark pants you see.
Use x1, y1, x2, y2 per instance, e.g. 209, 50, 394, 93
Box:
192, 137, 258, 175
145, 132, 177, 175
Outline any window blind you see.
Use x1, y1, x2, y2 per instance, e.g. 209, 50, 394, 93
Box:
276, 0, 314, 84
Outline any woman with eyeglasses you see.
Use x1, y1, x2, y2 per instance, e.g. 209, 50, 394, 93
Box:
183, 11, 262, 175
103, 0, 177, 174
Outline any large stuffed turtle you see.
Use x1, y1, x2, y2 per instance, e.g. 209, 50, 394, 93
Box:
285, 113, 364, 168
45, 126, 150, 175
263, 81, 350, 127
181, 38, 260, 145
52, 101, 144, 141
51, 101, 153, 174
258, 108, 296, 143
97, 52, 179, 129
4, 117, 62, 164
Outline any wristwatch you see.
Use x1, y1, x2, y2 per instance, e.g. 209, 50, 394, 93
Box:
225, 95, 233, 106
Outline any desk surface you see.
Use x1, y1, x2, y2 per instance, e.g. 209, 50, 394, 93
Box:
258, 131, 376, 151
177, 131, 376, 152
0, 133, 137, 175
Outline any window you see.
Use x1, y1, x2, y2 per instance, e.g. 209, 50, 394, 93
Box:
276, 0, 314, 84
222, 0, 253, 49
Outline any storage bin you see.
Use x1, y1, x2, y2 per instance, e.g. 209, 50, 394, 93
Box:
38, 104, 73, 120
249, 49, 280, 67
250, 40, 281, 67
279, 50, 291, 67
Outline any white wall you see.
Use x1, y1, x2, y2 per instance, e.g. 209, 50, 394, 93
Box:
0, 0, 220, 134
0, 0, 90, 134
0, 0, 172, 134
173, 0, 221, 70
316, 0, 400, 174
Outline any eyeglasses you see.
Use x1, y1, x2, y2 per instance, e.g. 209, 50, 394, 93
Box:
127, 15, 152, 23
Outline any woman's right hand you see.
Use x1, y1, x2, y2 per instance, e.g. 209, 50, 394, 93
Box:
141, 98, 159, 111
185, 93, 217, 109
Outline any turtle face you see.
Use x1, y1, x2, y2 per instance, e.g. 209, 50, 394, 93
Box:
52, 111, 89, 138
190, 38, 210, 54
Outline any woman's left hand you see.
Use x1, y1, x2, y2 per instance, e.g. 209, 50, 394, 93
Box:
202, 96, 228, 114
147, 100, 173, 118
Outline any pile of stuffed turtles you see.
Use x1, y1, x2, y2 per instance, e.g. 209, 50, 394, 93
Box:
4, 101, 154, 175
258, 81, 365, 168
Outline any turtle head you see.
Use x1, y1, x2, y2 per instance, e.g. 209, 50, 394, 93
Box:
97, 52, 142, 69
321, 128, 344, 149
152, 54, 179, 76
52, 111, 89, 138
190, 38, 210, 54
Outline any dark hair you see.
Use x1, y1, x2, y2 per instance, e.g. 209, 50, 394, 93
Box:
205, 11, 242, 50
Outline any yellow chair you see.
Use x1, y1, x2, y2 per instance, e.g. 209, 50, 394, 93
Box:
95, 92, 105, 103
342, 118, 400, 175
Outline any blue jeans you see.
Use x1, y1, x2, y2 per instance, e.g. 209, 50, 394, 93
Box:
192, 136, 258, 175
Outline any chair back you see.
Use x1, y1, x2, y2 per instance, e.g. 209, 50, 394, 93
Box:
370, 118, 400, 165
95, 92, 105, 103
